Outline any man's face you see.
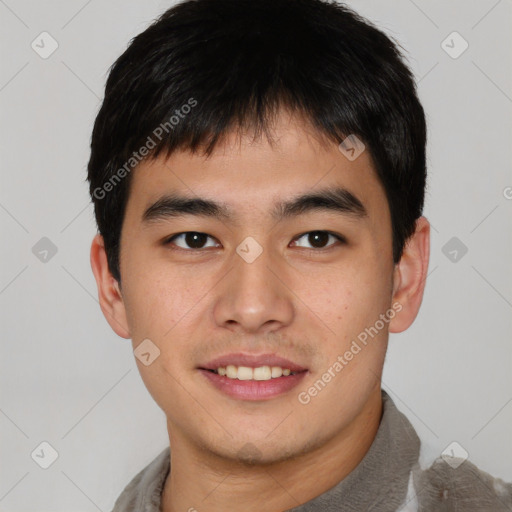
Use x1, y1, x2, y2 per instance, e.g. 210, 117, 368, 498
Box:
117, 110, 396, 464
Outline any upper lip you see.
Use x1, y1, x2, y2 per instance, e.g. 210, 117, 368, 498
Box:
199, 353, 308, 372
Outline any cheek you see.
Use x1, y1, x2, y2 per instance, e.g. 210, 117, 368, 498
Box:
295, 260, 393, 364
301, 266, 389, 322
121, 262, 189, 341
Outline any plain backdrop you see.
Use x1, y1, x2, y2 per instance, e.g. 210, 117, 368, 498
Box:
1, 0, 511, 510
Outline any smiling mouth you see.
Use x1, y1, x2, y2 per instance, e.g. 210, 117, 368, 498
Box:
198, 362, 309, 400
202, 365, 305, 381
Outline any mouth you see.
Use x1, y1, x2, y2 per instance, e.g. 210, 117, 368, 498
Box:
197, 353, 308, 400
202, 365, 302, 380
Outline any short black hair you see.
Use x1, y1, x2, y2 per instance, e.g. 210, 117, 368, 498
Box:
87, 0, 427, 284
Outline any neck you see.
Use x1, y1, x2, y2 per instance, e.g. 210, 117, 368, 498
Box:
162, 388, 382, 512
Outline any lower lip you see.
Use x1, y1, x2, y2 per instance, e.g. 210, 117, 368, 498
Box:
198, 369, 308, 401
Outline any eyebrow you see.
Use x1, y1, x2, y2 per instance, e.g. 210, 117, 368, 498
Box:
141, 186, 368, 225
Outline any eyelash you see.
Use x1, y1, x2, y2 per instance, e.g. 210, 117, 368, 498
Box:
163, 230, 346, 253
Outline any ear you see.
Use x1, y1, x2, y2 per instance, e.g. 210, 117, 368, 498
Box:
389, 216, 430, 333
90, 233, 131, 339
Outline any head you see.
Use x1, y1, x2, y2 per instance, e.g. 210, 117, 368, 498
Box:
88, 0, 429, 465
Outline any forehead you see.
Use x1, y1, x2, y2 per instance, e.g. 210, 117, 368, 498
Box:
125, 110, 388, 224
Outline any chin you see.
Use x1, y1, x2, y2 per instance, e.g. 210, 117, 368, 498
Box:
208, 435, 309, 467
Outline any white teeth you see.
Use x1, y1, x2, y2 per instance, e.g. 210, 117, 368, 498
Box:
214, 365, 297, 380
226, 365, 238, 379
271, 366, 282, 378
237, 366, 253, 380
253, 366, 271, 380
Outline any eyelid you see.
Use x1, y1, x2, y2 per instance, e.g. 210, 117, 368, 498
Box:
164, 232, 220, 250
163, 230, 346, 251
291, 231, 346, 250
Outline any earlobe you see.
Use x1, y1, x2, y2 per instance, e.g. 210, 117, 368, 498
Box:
90, 233, 131, 339
389, 216, 430, 333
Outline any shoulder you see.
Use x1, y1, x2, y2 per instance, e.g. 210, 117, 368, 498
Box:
111, 447, 170, 512
412, 456, 512, 511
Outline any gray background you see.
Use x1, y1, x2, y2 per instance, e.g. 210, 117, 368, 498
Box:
1, 0, 511, 509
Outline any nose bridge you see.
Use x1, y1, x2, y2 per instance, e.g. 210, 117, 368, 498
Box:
235, 237, 275, 291
213, 236, 294, 332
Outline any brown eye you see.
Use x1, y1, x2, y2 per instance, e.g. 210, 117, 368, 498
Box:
292, 231, 345, 250
165, 232, 219, 250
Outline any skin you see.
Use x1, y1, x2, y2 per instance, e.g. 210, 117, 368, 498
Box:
91, 108, 430, 512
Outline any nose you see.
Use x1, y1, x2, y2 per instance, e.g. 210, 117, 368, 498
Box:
212, 243, 295, 335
